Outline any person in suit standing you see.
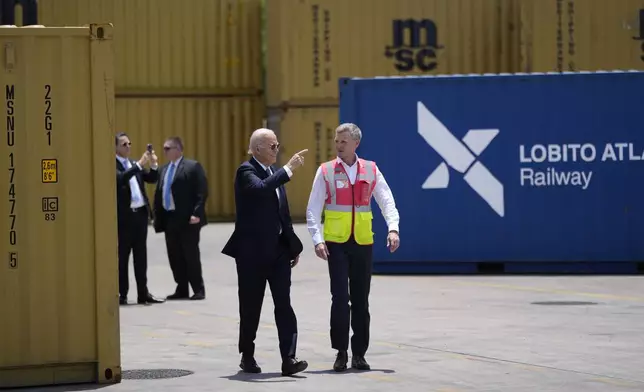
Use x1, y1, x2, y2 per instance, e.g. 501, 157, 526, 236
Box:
153, 136, 208, 301
222, 128, 309, 376
115, 132, 165, 305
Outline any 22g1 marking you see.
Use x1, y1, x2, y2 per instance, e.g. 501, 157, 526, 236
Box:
45, 85, 52, 146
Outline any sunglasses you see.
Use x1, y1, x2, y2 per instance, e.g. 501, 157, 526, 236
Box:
121, 142, 131, 147
163, 146, 175, 151
269, 143, 280, 151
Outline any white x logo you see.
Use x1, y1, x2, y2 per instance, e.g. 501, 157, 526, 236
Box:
417, 102, 505, 217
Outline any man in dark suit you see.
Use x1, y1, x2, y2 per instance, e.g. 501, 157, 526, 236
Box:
153, 136, 208, 301
115, 132, 165, 305
222, 128, 309, 377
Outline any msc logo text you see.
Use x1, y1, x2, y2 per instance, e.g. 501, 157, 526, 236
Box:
384, 19, 444, 72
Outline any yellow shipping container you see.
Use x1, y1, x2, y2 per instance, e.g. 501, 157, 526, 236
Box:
37, 0, 263, 94
0, 24, 120, 388
519, 0, 644, 72
266, 0, 521, 107
268, 107, 339, 219
116, 96, 265, 219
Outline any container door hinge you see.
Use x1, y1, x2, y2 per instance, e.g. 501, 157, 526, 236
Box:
90, 23, 113, 40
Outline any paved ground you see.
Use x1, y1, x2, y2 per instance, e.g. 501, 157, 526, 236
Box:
10, 223, 644, 392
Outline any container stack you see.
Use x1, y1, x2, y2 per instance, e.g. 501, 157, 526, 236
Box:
518, 0, 644, 73
38, 0, 265, 220
265, 0, 522, 220
34, 0, 644, 222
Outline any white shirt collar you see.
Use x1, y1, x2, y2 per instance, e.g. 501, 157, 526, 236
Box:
253, 156, 271, 172
169, 156, 183, 166
336, 154, 359, 168
116, 155, 129, 164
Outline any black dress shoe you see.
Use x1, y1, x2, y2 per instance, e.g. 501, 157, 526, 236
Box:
351, 355, 371, 370
119, 297, 127, 305
190, 292, 205, 300
166, 292, 190, 300
239, 355, 261, 373
333, 350, 348, 372
138, 294, 166, 305
281, 357, 308, 376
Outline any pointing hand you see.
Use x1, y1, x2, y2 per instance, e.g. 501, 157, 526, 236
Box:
286, 149, 309, 172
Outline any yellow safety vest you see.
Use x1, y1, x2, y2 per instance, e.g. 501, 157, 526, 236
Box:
321, 158, 377, 245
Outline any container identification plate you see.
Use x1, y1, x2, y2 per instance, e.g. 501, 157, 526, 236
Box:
41, 159, 58, 183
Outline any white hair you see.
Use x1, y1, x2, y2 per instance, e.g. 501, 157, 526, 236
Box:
335, 123, 362, 141
248, 128, 275, 154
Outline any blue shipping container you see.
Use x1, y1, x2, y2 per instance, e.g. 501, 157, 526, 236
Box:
338, 71, 644, 274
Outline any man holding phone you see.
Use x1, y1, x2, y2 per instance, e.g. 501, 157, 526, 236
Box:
115, 132, 165, 305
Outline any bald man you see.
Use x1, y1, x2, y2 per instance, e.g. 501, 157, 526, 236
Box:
222, 128, 309, 376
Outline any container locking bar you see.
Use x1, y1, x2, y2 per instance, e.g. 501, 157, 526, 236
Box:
0, 0, 38, 26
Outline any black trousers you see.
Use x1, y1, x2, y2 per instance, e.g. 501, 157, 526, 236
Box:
118, 207, 150, 299
236, 238, 298, 359
164, 217, 205, 295
326, 237, 373, 356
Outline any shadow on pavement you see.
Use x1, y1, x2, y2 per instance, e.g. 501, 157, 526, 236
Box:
220, 371, 305, 382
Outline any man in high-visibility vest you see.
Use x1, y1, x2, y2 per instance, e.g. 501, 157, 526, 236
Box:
306, 123, 400, 372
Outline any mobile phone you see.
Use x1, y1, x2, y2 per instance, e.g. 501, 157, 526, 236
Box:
147, 143, 153, 152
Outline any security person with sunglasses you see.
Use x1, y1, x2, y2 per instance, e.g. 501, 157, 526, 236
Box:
153, 136, 209, 301
115, 132, 165, 305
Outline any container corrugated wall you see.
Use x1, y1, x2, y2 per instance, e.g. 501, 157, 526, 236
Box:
116, 97, 265, 219
266, 0, 521, 107
0, 24, 120, 388
268, 107, 339, 219
37, 0, 263, 94
519, 0, 644, 72
37, 0, 265, 221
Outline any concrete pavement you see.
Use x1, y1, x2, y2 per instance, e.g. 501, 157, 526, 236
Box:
10, 223, 644, 392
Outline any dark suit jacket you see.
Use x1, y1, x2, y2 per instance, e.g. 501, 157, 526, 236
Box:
153, 157, 208, 233
116, 158, 158, 222
222, 157, 303, 263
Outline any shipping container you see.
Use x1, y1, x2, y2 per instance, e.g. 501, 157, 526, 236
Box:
519, 0, 644, 72
268, 106, 339, 219
0, 24, 121, 387
116, 96, 265, 219
339, 71, 644, 274
37, 0, 263, 94
266, 0, 521, 107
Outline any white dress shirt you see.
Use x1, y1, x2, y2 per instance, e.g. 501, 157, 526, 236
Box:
252, 157, 293, 234
306, 154, 400, 246
252, 156, 293, 202
117, 155, 147, 209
